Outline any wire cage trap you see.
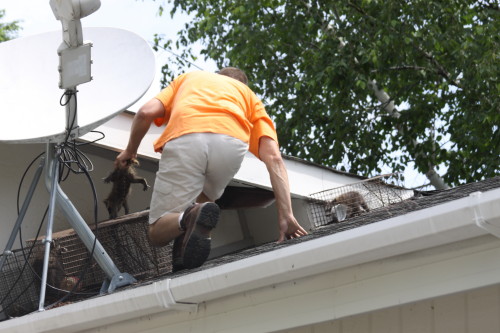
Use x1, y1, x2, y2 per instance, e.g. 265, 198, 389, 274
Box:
0, 243, 94, 320
307, 174, 414, 228
0, 248, 40, 319
0, 211, 173, 320
25, 211, 173, 291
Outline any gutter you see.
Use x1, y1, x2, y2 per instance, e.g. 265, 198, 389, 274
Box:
171, 188, 500, 303
1, 188, 500, 332
0, 279, 196, 333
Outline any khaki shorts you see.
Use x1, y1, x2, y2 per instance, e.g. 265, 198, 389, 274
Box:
148, 133, 248, 224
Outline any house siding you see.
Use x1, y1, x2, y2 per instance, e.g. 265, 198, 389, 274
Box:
0, 143, 156, 251
277, 284, 500, 333
69, 234, 500, 333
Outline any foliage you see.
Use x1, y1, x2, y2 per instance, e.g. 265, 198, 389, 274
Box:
0, 9, 21, 43
153, 0, 499, 187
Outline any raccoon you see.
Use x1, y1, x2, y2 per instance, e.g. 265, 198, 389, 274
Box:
103, 158, 149, 219
325, 191, 370, 222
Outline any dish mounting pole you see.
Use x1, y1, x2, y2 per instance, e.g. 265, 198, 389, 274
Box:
37, 0, 136, 310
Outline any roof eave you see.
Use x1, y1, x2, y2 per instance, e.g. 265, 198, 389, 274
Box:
171, 188, 500, 303
2, 188, 499, 333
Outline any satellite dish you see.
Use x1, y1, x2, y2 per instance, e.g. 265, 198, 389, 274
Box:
0, 27, 155, 143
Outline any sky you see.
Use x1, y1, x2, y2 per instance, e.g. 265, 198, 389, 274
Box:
3, 0, 172, 43
1, 0, 217, 113
2, 0, 216, 78
1, 1, 431, 189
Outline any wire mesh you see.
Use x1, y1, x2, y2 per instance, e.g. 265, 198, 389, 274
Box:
0, 248, 39, 319
0, 211, 172, 319
26, 212, 173, 290
307, 174, 414, 227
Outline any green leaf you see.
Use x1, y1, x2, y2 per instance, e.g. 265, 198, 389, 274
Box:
156, 0, 500, 186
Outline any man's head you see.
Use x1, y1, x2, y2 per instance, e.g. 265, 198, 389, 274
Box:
217, 67, 248, 85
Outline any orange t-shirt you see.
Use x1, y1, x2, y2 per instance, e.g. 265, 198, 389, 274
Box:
153, 71, 278, 159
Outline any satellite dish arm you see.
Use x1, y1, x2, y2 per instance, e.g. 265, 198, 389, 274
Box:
49, 0, 101, 48
60, 19, 83, 49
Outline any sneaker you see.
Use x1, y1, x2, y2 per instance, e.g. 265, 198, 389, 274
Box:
172, 202, 220, 271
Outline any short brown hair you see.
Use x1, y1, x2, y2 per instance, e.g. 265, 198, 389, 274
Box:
217, 67, 248, 85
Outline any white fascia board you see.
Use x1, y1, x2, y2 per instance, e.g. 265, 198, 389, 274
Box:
79, 112, 162, 161
2, 188, 499, 333
0, 279, 196, 333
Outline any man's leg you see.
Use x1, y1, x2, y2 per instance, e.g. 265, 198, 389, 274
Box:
148, 134, 246, 271
167, 134, 247, 271
149, 203, 220, 271
171, 202, 220, 271
148, 191, 212, 247
148, 213, 182, 247
147, 135, 210, 247
196, 192, 212, 203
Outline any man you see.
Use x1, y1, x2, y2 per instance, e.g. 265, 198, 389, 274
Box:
115, 67, 307, 271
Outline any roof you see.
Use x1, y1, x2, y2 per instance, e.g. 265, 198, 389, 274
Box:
1, 175, 499, 332
170, 176, 500, 276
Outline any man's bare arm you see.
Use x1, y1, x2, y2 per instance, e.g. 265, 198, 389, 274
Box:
115, 98, 165, 168
258, 137, 308, 242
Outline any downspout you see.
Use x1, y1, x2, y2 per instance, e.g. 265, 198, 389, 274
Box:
471, 191, 500, 238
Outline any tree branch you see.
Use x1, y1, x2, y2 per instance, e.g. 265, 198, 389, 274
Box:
347, 1, 371, 18
345, 1, 462, 89
419, 48, 462, 87
367, 80, 450, 190
387, 65, 429, 71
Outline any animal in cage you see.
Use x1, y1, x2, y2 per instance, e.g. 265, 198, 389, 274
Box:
325, 191, 370, 222
31, 245, 80, 305
103, 158, 150, 219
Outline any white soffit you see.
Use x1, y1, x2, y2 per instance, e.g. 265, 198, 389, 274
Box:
81, 113, 361, 197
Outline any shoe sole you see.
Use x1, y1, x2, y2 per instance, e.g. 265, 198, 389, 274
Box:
182, 203, 220, 269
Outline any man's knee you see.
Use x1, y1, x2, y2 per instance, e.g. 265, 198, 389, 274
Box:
148, 223, 163, 247
196, 192, 213, 203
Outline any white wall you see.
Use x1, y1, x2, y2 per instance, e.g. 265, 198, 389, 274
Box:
0, 143, 310, 254
242, 198, 312, 246
277, 284, 500, 333
0, 143, 156, 251
70, 233, 500, 333
0, 124, 364, 254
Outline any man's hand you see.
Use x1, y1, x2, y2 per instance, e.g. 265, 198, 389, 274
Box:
114, 98, 165, 169
277, 214, 308, 243
114, 150, 136, 169
258, 137, 308, 243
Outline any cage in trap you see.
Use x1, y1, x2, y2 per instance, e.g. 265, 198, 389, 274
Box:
307, 174, 414, 228
1, 211, 173, 319
26, 211, 173, 291
0, 248, 40, 319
